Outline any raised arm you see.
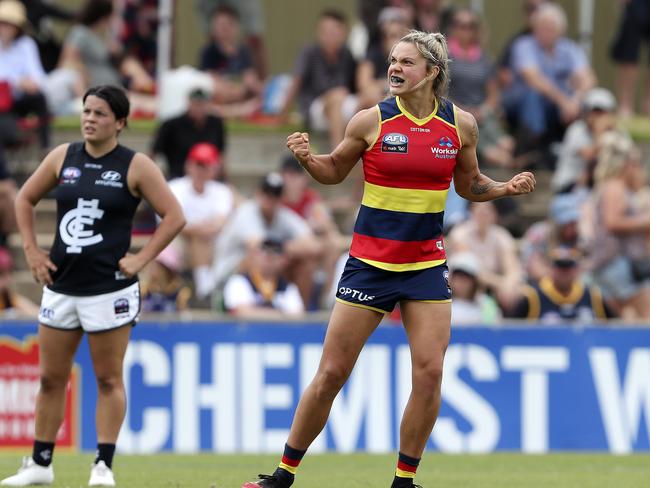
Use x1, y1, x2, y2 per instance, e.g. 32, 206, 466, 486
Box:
453, 109, 535, 202
286, 107, 378, 185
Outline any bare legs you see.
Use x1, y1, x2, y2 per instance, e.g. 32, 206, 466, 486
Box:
286, 302, 383, 449
88, 326, 132, 443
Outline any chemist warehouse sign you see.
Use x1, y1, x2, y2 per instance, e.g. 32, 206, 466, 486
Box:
1, 322, 649, 453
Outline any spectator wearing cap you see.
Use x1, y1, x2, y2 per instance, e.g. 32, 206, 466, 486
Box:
510, 246, 614, 323
0, 246, 39, 316
448, 252, 501, 325
211, 171, 321, 305
168, 142, 235, 298
141, 245, 192, 313
0, 0, 51, 150
552, 88, 621, 193
151, 87, 226, 180
448, 201, 524, 311
223, 237, 305, 319
520, 190, 588, 282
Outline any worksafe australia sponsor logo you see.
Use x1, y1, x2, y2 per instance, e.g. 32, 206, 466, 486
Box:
431, 136, 458, 159
95, 170, 123, 188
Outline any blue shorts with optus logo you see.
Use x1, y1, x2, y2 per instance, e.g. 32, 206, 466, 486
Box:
335, 256, 451, 313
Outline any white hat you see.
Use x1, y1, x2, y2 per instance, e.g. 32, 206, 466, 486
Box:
448, 252, 480, 278
0, 0, 27, 28
583, 88, 616, 112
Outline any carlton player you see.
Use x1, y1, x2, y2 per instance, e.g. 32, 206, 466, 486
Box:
1, 86, 185, 487
244, 31, 535, 488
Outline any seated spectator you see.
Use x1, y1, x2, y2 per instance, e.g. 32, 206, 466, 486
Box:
168, 143, 235, 297
521, 190, 588, 282
0, 246, 39, 316
118, 0, 158, 78
511, 246, 614, 323
141, 245, 192, 313
223, 238, 305, 319
589, 133, 650, 319
211, 172, 321, 305
0, 0, 50, 148
199, 5, 263, 117
0, 176, 17, 246
280, 154, 349, 307
552, 88, 620, 193
504, 2, 595, 159
356, 7, 410, 109
447, 7, 515, 168
413, 0, 452, 34
448, 252, 501, 325
151, 87, 226, 179
59, 0, 155, 95
448, 201, 523, 311
197, 0, 268, 79
279, 9, 358, 149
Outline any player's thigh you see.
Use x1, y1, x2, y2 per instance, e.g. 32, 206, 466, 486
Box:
38, 324, 84, 380
87, 325, 132, 379
317, 301, 384, 374
400, 300, 451, 367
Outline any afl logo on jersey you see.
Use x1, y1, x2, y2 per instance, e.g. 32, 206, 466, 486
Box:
381, 132, 408, 153
96, 170, 123, 188
60, 166, 81, 185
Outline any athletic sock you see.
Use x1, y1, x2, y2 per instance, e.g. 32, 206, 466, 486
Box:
274, 443, 306, 484
94, 443, 116, 469
391, 452, 420, 487
32, 440, 55, 467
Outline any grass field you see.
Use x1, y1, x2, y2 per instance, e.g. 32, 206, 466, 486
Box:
1, 452, 649, 488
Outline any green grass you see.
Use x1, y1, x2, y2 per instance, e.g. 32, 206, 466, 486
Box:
1, 452, 649, 488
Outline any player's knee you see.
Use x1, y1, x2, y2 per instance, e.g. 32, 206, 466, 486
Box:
39, 373, 68, 394
95, 374, 123, 395
412, 361, 443, 393
314, 366, 349, 399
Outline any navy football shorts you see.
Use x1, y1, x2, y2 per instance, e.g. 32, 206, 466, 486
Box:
335, 256, 451, 314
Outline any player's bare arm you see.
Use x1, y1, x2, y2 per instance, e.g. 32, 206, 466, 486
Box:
121, 153, 186, 277
15, 144, 70, 285
286, 107, 378, 185
453, 109, 535, 202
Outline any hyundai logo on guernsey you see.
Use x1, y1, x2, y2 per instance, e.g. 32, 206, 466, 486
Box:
60, 166, 81, 185
95, 170, 123, 188
381, 132, 408, 153
338, 287, 375, 302
431, 136, 458, 159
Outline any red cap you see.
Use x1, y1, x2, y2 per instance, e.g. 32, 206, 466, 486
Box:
0, 247, 13, 271
187, 143, 220, 166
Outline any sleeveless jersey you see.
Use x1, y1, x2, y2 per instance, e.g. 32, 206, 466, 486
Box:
350, 96, 461, 271
49, 142, 141, 295
521, 277, 607, 323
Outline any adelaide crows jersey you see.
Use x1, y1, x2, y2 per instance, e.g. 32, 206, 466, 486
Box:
49, 142, 141, 295
350, 96, 461, 271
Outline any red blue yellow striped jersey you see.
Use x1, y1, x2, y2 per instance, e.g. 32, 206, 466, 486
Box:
349, 96, 461, 271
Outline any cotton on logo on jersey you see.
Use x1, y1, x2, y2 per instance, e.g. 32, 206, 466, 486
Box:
95, 170, 123, 188
59, 198, 104, 254
431, 136, 458, 159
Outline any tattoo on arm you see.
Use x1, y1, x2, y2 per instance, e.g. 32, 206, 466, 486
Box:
470, 117, 479, 142
470, 177, 491, 195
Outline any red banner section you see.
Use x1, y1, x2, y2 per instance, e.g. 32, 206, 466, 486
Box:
0, 337, 78, 449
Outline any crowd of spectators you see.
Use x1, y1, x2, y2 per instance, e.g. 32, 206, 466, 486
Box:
1, 0, 650, 324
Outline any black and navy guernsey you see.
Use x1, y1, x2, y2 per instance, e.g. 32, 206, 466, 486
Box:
49, 142, 141, 295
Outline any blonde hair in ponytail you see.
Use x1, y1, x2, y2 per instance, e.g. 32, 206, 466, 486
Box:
393, 30, 450, 100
